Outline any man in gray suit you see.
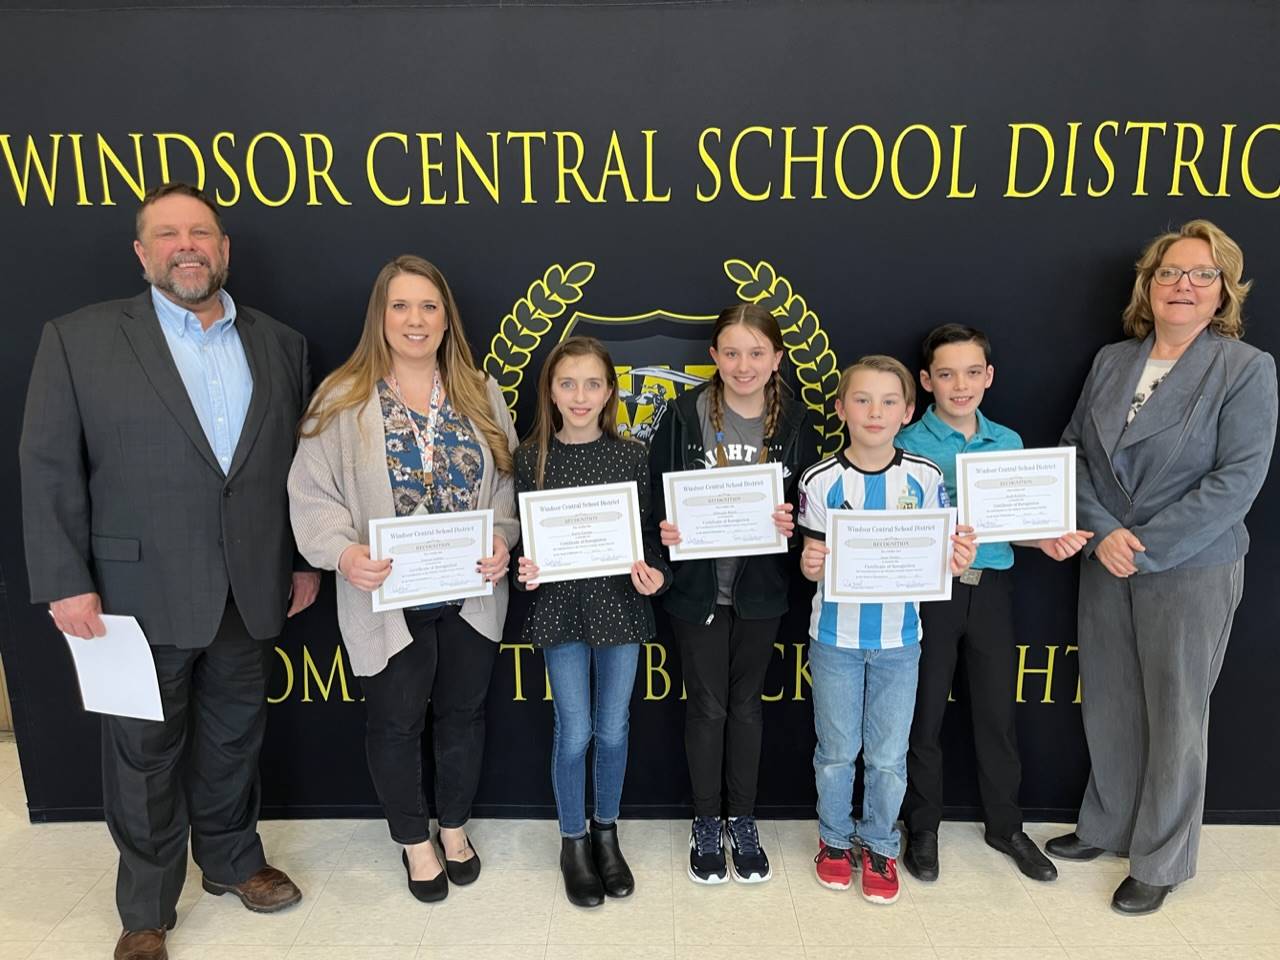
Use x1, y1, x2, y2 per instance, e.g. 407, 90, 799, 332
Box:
19, 182, 320, 960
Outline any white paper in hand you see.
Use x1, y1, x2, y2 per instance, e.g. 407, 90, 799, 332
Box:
62, 615, 164, 721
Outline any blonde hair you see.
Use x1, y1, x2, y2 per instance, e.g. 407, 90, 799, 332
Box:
1122, 219, 1252, 340
523, 336, 634, 489
706, 303, 787, 467
837, 355, 916, 407
299, 255, 513, 474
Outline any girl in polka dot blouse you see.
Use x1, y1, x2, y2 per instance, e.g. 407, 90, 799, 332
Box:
513, 336, 670, 909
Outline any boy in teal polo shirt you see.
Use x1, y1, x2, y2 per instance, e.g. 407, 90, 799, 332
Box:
896, 324, 1091, 883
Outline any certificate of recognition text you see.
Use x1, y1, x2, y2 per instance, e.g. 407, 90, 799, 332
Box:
663, 462, 786, 562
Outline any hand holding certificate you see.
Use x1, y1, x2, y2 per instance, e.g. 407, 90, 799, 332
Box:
518, 481, 644, 584
662, 463, 787, 561
955, 447, 1076, 543
823, 508, 958, 603
368, 510, 495, 612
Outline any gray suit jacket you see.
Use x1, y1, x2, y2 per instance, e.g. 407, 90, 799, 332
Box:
20, 290, 311, 647
1061, 329, 1277, 574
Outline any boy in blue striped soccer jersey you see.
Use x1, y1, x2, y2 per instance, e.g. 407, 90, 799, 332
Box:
798, 355, 976, 905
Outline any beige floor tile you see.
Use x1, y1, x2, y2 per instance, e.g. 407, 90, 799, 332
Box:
418, 946, 545, 960
904, 866, 1027, 901
1065, 948, 1201, 960
935, 950, 1068, 960
771, 818, 822, 884
1202, 825, 1280, 867
0, 824, 32, 864
674, 947, 805, 960
612, 818, 674, 872
930, 821, 1024, 876
46, 865, 204, 943
287, 947, 418, 960
337, 835, 407, 873
422, 868, 558, 944
0, 774, 31, 823
169, 868, 328, 946
168, 948, 289, 960
808, 948, 936, 960
465, 818, 562, 871
672, 866, 801, 946
258, 819, 359, 872
548, 868, 672, 944
546, 947, 676, 960
915, 885, 1057, 948
1163, 871, 1280, 943
1192, 946, 1280, 960
0, 868, 104, 941
792, 884, 930, 945
1247, 868, 1280, 902
0, 943, 37, 960
1021, 866, 1188, 946
292, 869, 431, 946
5, 822, 122, 873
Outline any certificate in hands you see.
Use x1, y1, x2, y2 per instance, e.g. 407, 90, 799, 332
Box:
824, 508, 956, 604
369, 510, 494, 612
519, 481, 643, 584
663, 462, 786, 562
955, 447, 1076, 543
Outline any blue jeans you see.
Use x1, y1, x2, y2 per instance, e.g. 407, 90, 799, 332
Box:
543, 641, 641, 838
809, 640, 921, 859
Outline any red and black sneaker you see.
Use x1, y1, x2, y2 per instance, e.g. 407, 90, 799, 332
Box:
859, 846, 900, 904
814, 840, 853, 891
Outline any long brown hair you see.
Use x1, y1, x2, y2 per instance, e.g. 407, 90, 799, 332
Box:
299, 255, 513, 474
524, 336, 632, 489
707, 303, 786, 466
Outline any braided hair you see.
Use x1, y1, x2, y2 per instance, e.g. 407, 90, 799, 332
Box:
708, 303, 786, 466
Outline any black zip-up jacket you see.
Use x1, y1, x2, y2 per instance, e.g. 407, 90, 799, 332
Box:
649, 381, 822, 624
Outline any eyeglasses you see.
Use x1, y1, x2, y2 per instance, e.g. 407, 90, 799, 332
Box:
1152, 266, 1222, 287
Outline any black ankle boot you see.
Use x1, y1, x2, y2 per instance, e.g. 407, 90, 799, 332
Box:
560, 835, 605, 907
590, 819, 635, 898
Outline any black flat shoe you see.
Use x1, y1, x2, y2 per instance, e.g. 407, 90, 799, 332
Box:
1045, 832, 1106, 861
443, 836, 482, 886
401, 849, 448, 903
986, 830, 1058, 882
590, 819, 635, 898
903, 830, 939, 882
560, 835, 605, 908
1112, 875, 1175, 915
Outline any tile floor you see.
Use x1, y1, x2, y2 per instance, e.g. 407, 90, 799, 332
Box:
1, 741, 1278, 959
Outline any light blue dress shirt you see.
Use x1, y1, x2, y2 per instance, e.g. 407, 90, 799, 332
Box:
151, 287, 253, 475
897, 405, 1023, 570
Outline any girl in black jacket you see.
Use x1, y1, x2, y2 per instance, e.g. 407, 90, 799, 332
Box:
650, 303, 821, 885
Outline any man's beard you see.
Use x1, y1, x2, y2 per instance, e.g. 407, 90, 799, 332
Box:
146, 256, 229, 306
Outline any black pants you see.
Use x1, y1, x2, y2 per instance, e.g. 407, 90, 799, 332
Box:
672, 607, 781, 818
103, 597, 269, 931
360, 607, 498, 843
903, 569, 1023, 837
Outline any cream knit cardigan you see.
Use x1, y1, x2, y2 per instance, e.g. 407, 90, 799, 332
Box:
287, 377, 520, 676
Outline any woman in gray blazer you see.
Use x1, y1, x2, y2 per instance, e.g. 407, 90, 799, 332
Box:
289, 256, 519, 903
1049, 221, 1277, 914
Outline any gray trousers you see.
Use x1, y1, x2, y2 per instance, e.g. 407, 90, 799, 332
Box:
1075, 556, 1244, 885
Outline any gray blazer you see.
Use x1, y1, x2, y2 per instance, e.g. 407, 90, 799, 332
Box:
1061, 329, 1277, 574
20, 290, 311, 646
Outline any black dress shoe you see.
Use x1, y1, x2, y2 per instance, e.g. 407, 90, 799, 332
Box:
903, 829, 939, 882
560, 835, 605, 907
401, 849, 448, 903
1112, 875, 1175, 915
443, 836, 482, 886
986, 830, 1058, 882
1045, 832, 1106, 861
590, 819, 635, 898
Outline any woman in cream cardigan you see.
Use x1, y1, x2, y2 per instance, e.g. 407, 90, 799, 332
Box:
289, 255, 518, 903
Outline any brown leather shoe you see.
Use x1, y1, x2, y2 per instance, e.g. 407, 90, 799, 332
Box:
115, 928, 167, 960
201, 865, 302, 913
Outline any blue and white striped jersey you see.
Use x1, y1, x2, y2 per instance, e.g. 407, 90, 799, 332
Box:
798, 449, 948, 650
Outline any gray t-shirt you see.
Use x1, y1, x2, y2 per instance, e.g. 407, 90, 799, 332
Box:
696, 388, 768, 605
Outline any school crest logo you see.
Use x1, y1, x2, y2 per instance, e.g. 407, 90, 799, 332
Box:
482, 259, 846, 455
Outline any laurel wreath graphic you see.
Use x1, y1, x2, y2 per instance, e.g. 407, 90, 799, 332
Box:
483, 259, 841, 454
482, 262, 596, 424
723, 259, 844, 456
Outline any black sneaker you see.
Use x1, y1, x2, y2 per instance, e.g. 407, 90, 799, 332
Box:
688, 816, 728, 884
725, 815, 772, 883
